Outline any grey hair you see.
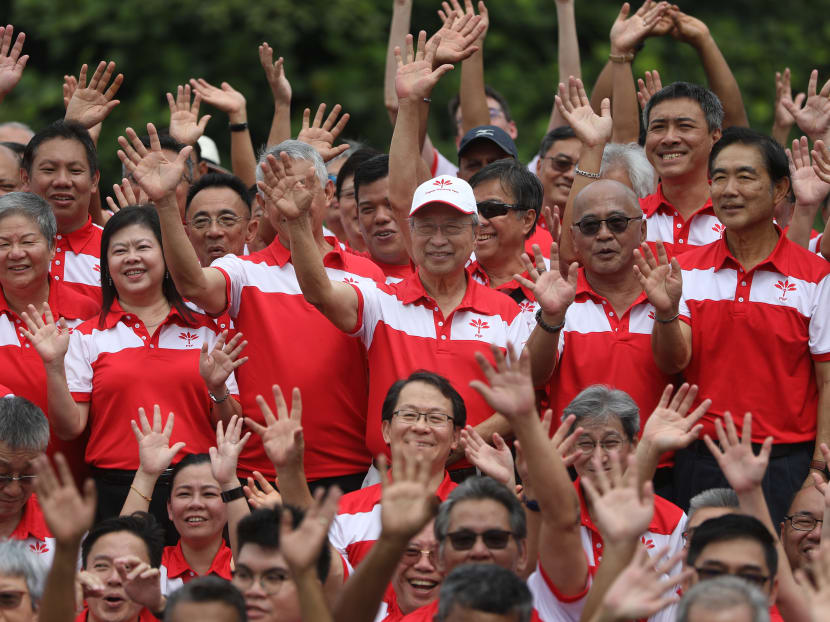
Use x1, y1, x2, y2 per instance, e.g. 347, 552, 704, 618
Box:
562, 385, 640, 442
0, 121, 35, 138
600, 143, 657, 198
0, 540, 46, 608
435, 564, 532, 622
0, 192, 57, 250
0, 396, 49, 451
256, 140, 328, 189
677, 576, 770, 622
689, 488, 739, 518
435, 476, 526, 545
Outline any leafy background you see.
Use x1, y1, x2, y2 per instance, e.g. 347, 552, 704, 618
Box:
1, 0, 828, 196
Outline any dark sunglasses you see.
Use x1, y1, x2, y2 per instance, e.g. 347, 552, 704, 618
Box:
544, 156, 577, 172
572, 215, 642, 236
477, 200, 529, 220
446, 529, 515, 551
0, 591, 25, 610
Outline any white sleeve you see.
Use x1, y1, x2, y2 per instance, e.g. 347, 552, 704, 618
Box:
678, 269, 691, 319
210, 254, 247, 318
809, 273, 830, 357
348, 281, 383, 346
65, 330, 93, 394
527, 563, 590, 622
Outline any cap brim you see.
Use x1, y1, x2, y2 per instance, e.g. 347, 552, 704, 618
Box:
409, 199, 475, 217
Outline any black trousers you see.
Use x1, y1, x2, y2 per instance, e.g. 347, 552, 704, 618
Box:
307, 471, 367, 495
672, 441, 812, 527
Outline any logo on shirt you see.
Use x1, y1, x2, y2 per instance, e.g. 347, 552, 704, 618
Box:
178, 331, 199, 348
774, 278, 796, 301
518, 301, 535, 313
343, 276, 357, 285
648, 310, 655, 320
469, 318, 489, 338
712, 223, 725, 238
29, 540, 50, 555
640, 536, 655, 550
433, 178, 453, 189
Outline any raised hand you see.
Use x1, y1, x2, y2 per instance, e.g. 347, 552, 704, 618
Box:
798, 541, 830, 621
115, 556, 164, 612
75, 571, 105, 610
783, 70, 830, 142
244, 471, 283, 510
167, 84, 211, 146
189, 78, 246, 118
117, 123, 192, 202
788, 136, 830, 207
105, 178, 150, 214
131, 405, 185, 477
64, 61, 123, 128
812, 140, 830, 185
704, 412, 771, 495
20, 303, 70, 367
0, 25, 28, 99
32, 453, 97, 546
280, 486, 342, 574
200, 330, 248, 394
430, 9, 485, 67
667, 8, 710, 48
637, 69, 663, 109
515, 242, 578, 323
210, 415, 251, 487
394, 31, 455, 103
296, 103, 350, 162
257, 152, 318, 222
460, 425, 514, 487
633, 242, 682, 318
378, 453, 439, 543
547, 412, 584, 467
640, 384, 709, 453
609, 2, 669, 56
259, 43, 292, 106
470, 343, 536, 421
774, 69, 804, 134
245, 385, 305, 471
439, 0, 489, 42
555, 76, 612, 148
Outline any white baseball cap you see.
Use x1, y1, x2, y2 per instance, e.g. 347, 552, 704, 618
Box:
409, 175, 477, 217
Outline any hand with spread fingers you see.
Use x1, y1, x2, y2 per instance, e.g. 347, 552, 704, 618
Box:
244, 471, 283, 510
296, 103, 350, 162
470, 343, 536, 421
0, 25, 28, 101
394, 31, 455, 104
20, 303, 70, 368
703, 411, 771, 495
430, 7, 485, 67
515, 242, 578, 325
556, 76, 613, 149
637, 69, 663, 109
65, 61, 123, 128
774, 68, 804, 137
259, 43, 292, 106
189, 78, 247, 120
812, 140, 830, 185
640, 384, 709, 454
788, 136, 830, 207
783, 70, 830, 143
114, 556, 164, 613
199, 330, 248, 396
633, 241, 682, 320
131, 405, 186, 478
210, 415, 251, 487
280, 486, 342, 575
117, 123, 193, 202
460, 425, 514, 488
256, 152, 319, 223
167, 84, 211, 146
546, 412, 584, 468
609, 1, 669, 57
378, 453, 439, 544
245, 385, 305, 471
105, 178, 150, 215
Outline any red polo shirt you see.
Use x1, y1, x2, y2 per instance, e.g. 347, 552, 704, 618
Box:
400, 599, 543, 622
75, 608, 157, 622
526, 225, 554, 258
678, 231, 830, 443
212, 236, 385, 480
345, 247, 415, 285
66, 302, 237, 469
160, 540, 232, 594
51, 217, 103, 306
640, 184, 723, 255
0, 384, 10, 396
550, 270, 676, 432
330, 471, 456, 568
0, 282, 98, 478
9, 495, 55, 565
348, 270, 533, 467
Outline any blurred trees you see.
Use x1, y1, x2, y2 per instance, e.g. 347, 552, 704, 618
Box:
1, 0, 828, 191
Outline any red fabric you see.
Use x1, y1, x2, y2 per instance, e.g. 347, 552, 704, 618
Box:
640, 183, 723, 255
161, 540, 233, 582
75, 607, 157, 622
526, 225, 553, 258
400, 599, 543, 621
9, 494, 51, 542
51, 217, 103, 306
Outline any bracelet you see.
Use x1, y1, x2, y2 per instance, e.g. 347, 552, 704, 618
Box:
209, 388, 230, 403
229, 122, 249, 132
535, 308, 565, 334
574, 166, 601, 179
221, 486, 245, 503
653, 312, 680, 324
609, 52, 635, 64
130, 485, 152, 503
423, 97, 432, 103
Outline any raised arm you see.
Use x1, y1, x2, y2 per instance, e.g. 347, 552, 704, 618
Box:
384, 0, 414, 124
117, 122, 228, 315
446, 0, 490, 134
64, 61, 123, 145
772, 69, 803, 146
296, 103, 351, 162
812, 140, 830, 260
209, 415, 252, 559
546, 0, 581, 131
0, 25, 27, 104
166, 84, 211, 148
259, 43, 293, 147
783, 70, 830, 147
199, 331, 247, 426
786, 136, 830, 249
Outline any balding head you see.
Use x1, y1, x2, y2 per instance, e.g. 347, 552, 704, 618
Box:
0, 122, 34, 146
574, 179, 640, 221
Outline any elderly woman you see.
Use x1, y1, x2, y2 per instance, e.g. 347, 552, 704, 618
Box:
0, 540, 45, 622
23, 205, 245, 525
0, 192, 98, 478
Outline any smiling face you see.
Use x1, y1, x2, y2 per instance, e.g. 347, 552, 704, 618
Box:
472, 177, 535, 270
84, 531, 151, 622
409, 204, 476, 277
167, 462, 227, 546
458, 142, 512, 182
233, 544, 301, 622
571, 415, 636, 482
0, 441, 40, 528
106, 223, 166, 306
0, 148, 22, 196
535, 138, 581, 208
357, 176, 407, 265
22, 137, 99, 234
645, 98, 720, 183
392, 521, 442, 615
781, 486, 824, 572
0, 213, 54, 294
186, 186, 255, 266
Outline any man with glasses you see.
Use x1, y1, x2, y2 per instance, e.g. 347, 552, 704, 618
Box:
780, 485, 824, 575
0, 540, 44, 622
184, 173, 257, 267
0, 396, 54, 565
535, 126, 581, 221
456, 126, 518, 183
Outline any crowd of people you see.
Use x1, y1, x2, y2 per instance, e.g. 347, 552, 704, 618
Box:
2, 1, 830, 621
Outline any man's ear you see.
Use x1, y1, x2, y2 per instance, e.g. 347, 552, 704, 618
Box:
20, 167, 29, 190
772, 177, 791, 207
522, 210, 537, 237
245, 215, 259, 245
324, 179, 335, 203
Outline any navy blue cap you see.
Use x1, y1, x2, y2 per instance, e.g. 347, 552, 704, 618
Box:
457, 125, 519, 161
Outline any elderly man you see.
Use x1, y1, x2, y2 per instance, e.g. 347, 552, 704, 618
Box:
0, 143, 23, 195
0, 540, 44, 622
780, 485, 824, 575
637, 127, 830, 522
119, 124, 384, 491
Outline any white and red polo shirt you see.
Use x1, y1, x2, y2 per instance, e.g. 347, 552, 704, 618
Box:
211, 236, 385, 480
550, 270, 676, 432
160, 540, 233, 595
9, 495, 55, 567
0, 384, 11, 396
640, 184, 724, 255
809, 232, 825, 257
347, 270, 533, 467
51, 217, 103, 306
65, 302, 237, 469
330, 471, 456, 569
678, 231, 830, 443
345, 247, 415, 285
400, 598, 544, 622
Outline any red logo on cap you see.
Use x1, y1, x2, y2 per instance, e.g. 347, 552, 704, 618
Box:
433, 178, 453, 189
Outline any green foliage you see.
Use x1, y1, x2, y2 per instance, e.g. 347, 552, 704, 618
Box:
1, 0, 827, 191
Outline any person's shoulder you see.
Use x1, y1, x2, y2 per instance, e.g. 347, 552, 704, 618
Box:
340, 252, 387, 283
337, 482, 383, 514
782, 237, 830, 282
399, 600, 438, 621
675, 238, 720, 269
467, 277, 524, 316
650, 495, 686, 534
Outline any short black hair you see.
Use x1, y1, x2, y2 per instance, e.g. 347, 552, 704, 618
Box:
0, 141, 25, 157
709, 126, 790, 185
381, 371, 466, 428
23, 120, 98, 176
186, 172, 253, 215
82, 512, 165, 570
435, 564, 532, 622
643, 81, 724, 133
354, 154, 390, 204
449, 85, 513, 126
237, 507, 331, 583
164, 576, 246, 622
169, 453, 211, 500
537, 126, 577, 159
469, 159, 543, 237
687, 514, 778, 580
335, 147, 382, 199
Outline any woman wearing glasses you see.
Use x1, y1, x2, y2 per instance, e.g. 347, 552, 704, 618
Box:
22, 205, 246, 526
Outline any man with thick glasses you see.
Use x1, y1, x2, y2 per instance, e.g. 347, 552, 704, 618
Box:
780, 485, 824, 575
0, 396, 54, 565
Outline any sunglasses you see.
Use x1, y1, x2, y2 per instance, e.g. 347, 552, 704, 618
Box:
0, 591, 25, 610
544, 156, 577, 173
572, 215, 642, 236
477, 200, 531, 220
446, 529, 515, 551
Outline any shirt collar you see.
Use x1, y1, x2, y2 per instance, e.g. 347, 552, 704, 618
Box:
0, 279, 61, 319
10, 494, 51, 542
575, 269, 648, 308
712, 225, 790, 273
642, 183, 714, 219
164, 540, 233, 580
575, 479, 665, 535
467, 260, 536, 302
61, 217, 98, 254
101, 299, 199, 330
265, 235, 350, 269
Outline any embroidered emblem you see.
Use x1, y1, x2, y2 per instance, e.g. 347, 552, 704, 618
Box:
774, 278, 796, 302
178, 331, 199, 347
29, 540, 49, 554
712, 223, 725, 238
433, 178, 453, 189
469, 318, 489, 338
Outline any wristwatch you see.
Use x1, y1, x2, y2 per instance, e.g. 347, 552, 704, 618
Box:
810, 460, 830, 480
